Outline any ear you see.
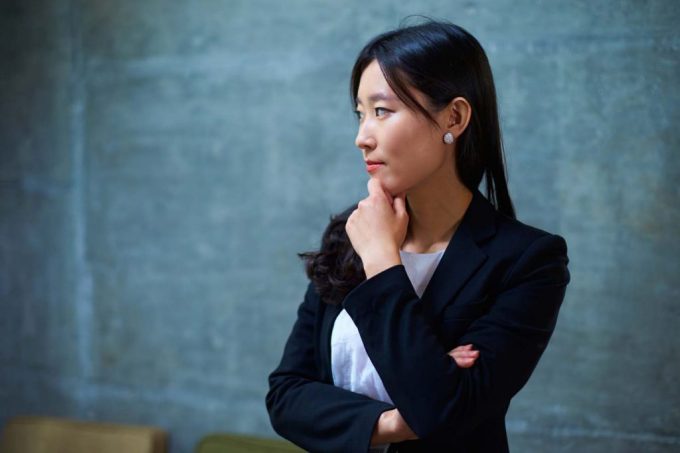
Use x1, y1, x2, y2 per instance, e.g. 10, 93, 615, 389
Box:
444, 97, 472, 137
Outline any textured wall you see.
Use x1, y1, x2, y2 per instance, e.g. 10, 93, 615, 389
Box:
1, 1, 678, 452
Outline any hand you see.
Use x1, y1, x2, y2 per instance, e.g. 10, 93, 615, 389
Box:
370, 408, 418, 446
345, 178, 409, 279
448, 344, 479, 368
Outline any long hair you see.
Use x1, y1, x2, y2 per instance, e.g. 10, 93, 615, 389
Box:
300, 18, 515, 305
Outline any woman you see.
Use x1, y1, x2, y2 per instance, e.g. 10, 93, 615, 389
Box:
266, 19, 570, 452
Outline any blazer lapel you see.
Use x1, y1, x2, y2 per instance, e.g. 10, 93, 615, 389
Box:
321, 189, 498, 373
419, 188, 497, 319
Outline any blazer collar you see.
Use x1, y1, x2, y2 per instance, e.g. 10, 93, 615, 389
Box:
418, 188, 497, 318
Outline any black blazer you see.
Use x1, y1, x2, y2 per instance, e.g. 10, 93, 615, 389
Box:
266, 189, 570, 452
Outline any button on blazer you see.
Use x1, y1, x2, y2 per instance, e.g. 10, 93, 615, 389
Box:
266, 188, 571, 452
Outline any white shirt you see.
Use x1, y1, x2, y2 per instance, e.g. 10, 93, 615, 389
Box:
330, 248, 446, 403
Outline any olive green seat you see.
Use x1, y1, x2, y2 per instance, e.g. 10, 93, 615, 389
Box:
0, 415, 167, 453
195, 433, 303, 453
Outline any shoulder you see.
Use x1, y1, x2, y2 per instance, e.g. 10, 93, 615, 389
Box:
489, 211, 570, 287
494, 209, 566, 251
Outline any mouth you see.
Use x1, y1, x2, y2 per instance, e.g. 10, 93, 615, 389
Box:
365, 160, 384, 173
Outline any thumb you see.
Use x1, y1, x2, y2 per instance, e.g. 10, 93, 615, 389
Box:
366, 177, 381, 199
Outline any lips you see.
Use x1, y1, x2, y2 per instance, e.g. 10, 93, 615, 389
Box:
365, 160, 384, 173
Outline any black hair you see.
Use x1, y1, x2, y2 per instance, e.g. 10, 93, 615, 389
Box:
299, 18, 515, 305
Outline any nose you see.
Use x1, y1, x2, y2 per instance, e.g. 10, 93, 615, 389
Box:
355, 122, 376, 153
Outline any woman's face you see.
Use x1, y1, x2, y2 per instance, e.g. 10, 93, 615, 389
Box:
354, 59, 453, 196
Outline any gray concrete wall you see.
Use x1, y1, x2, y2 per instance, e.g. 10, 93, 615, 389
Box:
1, 1, 678, 451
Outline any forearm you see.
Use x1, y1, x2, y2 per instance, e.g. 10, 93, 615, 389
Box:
268, 376, 394, 452
344, 265, 465, 436
267, 281, 396, 452
345, 235, 569, 439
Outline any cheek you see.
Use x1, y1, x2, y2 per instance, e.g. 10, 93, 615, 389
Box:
378, 118, 441, 191
384, 146, 445, 193
379, 162, 421, 195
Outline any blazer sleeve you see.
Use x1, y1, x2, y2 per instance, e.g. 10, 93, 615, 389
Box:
342, 233, 570, 440
265, 281, 395, 452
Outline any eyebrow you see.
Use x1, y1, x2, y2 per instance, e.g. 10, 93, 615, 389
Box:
356, 93, 397, 105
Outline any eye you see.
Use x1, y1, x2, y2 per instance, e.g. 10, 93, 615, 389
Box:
374, 107, 390, 117
353, 110, 364, 121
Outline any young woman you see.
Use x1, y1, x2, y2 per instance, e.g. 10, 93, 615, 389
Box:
266, 19, 570, 452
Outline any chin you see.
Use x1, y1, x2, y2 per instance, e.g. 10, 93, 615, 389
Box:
372, 175, 411, 198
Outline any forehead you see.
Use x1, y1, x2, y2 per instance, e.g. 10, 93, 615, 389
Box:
356, 60, 396, 104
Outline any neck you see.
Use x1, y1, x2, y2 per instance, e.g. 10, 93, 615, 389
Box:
402, 168, 473, 254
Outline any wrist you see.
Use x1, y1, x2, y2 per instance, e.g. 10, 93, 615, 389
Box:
371, 410, 395, 445
383, 409, 398, 436
371, 409, 418, 444
390, 409, 418, 442
362, 251, 401, 279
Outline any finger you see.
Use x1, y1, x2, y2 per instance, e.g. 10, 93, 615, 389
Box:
366, 178, 391, 203
454, 358, 476, 368
451, 344, 478, 351
393, 193, 406, 215
451, 344, 472, 353
449, 345, 474, 356
366, 177, 379, 197
382, 184, 394, 204
451, 351, 479, 361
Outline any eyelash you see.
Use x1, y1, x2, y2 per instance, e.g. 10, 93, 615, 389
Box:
354, 107, 390, 121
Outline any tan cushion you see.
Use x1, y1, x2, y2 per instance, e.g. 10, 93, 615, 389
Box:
0, 416, 167, 453
196, 433, 303, 453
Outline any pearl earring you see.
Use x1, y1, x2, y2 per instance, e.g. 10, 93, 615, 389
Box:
443, 132, 454, 144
